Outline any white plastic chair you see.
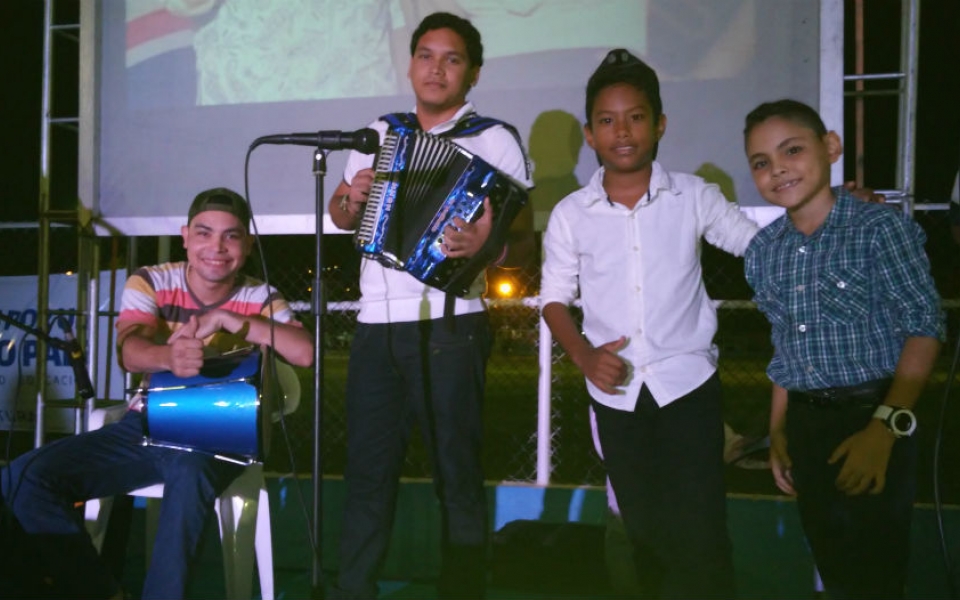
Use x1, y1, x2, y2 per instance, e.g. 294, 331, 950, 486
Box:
84, 362, 300, 600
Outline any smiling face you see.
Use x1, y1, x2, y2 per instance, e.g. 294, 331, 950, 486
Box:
181, 210, 252, 292
408, 27, 479, 124
745, 115, 842, 222
584, 83, 666, 176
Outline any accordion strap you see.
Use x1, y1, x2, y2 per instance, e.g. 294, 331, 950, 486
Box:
381, 110, 508, 137
379, 111, 530, 180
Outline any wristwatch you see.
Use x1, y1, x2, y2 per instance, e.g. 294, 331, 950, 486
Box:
872, 405, 917, 438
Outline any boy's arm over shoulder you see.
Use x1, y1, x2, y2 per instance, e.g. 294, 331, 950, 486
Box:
693, 178, 760, 257
743, 224, 770, 292
743, 215, 786, 272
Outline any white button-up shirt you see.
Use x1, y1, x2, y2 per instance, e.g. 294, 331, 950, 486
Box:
540, 163, 759, 410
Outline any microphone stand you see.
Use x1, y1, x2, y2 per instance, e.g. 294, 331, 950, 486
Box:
311, 148, 328, 599
0, 311, 82, 405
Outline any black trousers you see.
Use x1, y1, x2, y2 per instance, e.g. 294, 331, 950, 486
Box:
592, 372, 736, 599
333, 313, 492, 600
786, 395, 917, 599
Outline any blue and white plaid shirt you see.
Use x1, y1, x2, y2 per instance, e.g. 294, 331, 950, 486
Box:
744, 188, 944, 391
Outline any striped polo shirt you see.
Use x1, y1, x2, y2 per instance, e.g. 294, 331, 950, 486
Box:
117, 261, 298, 356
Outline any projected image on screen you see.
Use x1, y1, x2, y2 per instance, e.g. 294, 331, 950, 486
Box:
127, 0, 647, 106
97, 0, 818, 235
124, 0, 218, 109
192, 0, 399, 105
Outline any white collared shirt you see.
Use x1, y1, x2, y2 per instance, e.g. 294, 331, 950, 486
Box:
343, 102, 532, 324
540, 162, 759, 410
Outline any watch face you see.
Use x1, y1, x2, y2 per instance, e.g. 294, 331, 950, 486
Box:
893, 411, 914, 432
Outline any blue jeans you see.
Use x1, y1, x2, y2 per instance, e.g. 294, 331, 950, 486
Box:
332, 313, 492, 600
1, 410, 243, 599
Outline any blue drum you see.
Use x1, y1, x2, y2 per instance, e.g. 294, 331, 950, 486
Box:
143, 348, 268, 464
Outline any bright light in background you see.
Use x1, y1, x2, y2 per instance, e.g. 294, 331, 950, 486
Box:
495, 279, 515, 298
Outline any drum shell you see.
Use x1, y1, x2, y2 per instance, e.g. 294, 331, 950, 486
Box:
144, 349, 265, 462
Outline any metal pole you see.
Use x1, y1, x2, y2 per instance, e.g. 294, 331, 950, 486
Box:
897, 0, 921, 217
855, 0, 865, 187
84, 241, 100, 431
819, 0, 845, 186
311, 149, 328, 599
536, 317, 553, 485
35, 0, 55, 448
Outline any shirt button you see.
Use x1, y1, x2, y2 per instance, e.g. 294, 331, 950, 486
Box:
798, 246, 807, 254
798, 324, 807, 333
806, 365, 815, 373
837, 281, 846, 289
796, 284, 805, 292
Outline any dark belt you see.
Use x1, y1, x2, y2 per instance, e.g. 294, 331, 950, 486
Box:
788, 377, 892, 408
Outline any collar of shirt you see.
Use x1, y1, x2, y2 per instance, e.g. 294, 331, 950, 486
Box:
577, 161, 677, 210
410, 102, 477, 135
764, 186, 858, 241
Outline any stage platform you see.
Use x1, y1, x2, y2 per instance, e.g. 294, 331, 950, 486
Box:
103, 476, 960, 599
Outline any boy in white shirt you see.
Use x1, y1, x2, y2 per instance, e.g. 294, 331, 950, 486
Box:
541, 49, 757, 599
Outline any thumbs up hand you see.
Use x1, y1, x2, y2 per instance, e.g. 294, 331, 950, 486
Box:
577, 336, 630, 395
167, 316, 204, 377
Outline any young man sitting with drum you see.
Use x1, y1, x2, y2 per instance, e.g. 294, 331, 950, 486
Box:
1, 187, 313, 600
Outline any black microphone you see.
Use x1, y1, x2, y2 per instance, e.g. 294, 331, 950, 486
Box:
251, 128, 380, 154
58, 317, 95, 400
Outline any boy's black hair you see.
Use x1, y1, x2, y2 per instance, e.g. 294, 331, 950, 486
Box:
410, 12, 484, 68
585, 49, 662, 126
744, 99, 828, 141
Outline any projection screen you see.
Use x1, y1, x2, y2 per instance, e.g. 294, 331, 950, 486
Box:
80, 0, 829, 236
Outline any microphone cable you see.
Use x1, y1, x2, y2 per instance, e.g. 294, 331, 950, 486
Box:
242, 145, 321, 562
933, 324, 960, 600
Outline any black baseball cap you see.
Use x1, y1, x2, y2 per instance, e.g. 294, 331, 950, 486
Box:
187, 187, 251, 231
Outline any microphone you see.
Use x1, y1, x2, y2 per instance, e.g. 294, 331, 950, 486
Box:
251, 128, 380, 154
58, 317, 95, 400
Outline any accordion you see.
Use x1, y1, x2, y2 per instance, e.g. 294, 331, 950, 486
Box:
354, 126, 529, 297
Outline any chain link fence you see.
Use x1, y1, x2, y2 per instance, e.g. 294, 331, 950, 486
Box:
2, 206, 959, 501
